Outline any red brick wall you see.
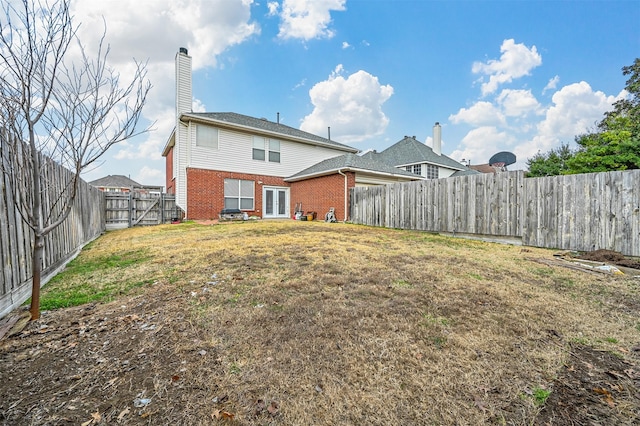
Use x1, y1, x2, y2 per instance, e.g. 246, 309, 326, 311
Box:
290, 172, 355, 222
186, 168, 289, 219
165, 146, 175, 194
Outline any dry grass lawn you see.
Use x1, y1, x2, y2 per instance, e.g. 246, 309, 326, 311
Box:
1, 220, 639, 425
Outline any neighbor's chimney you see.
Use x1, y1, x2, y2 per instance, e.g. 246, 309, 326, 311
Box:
176, 47, 192, 118
432, 122, 442, 156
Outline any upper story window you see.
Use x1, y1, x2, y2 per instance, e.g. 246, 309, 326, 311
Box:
253, 136, 281, 163
426, 164, 438, 179
405, 164, 422, 175
268, 139, 280, 163
196, 125, 218, 149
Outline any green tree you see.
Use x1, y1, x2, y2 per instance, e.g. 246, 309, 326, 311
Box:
526, 144, 574, 177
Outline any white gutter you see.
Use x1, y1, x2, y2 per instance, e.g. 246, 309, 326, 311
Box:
337, 169, 348, 223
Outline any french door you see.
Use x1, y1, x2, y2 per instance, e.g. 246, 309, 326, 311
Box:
263, 187, 289, 218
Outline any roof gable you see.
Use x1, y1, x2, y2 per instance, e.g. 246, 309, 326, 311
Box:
375, 136, 466, 170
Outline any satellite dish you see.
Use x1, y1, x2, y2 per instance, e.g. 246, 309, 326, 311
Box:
489, 151, 516, 167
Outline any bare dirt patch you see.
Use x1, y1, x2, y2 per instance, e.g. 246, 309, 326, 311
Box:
1, 221, 639, 425
576, 248, 640, 270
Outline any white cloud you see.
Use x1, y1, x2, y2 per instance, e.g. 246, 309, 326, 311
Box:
192, 98, 207, 113
496, 89, 542, 117
472, 39, 542, 96
537, 81, 617, 140
277, 0, 346, 40
450, 127, 516, 166
71, 0, 259, 71
511, 82, 618, 169
543, 75, 560, 94
342, 41, 351, 49
449, 101, 506, 126
135, 166, 165, 186
300, 65, 394, 143
267, 1, 279, 16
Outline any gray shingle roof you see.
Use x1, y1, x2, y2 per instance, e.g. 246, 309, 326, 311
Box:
186, 112, 358, 153
286, 153, 420, 181
89, 175, 141, 188
374, 136, 467, 170
450, 168, 481, 177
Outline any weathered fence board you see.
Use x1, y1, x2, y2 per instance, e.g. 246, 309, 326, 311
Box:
351, 169, 639, 256
352, 171, 524, 238
522, 170, 640, 255
104, 192, 180, 230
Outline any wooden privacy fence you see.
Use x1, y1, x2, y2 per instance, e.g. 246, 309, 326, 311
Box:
105, 192, 180, 230
0, 162, 105, 319
350, 169, 640, 257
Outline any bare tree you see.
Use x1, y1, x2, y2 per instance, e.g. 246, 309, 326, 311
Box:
0, 0, 151, 320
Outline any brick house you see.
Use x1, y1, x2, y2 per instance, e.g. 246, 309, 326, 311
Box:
162, 48, 420, 221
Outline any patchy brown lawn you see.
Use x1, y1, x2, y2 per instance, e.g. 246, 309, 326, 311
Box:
1, 220, 639, 425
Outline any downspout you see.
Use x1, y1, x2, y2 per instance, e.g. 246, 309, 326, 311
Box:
337, 169, 348, 222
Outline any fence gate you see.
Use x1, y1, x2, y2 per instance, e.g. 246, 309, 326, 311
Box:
104, 192, 181, 230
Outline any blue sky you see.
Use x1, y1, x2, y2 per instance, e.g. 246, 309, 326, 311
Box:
72, 0, 639, 188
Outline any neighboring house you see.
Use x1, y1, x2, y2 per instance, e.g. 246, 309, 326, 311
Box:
89, 175, 163, 195
366, 124, 480, 179
468, 164, 502, 174
162, 48, 420, 221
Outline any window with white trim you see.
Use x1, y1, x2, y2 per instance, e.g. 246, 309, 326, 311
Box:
268, 139, 280, 163
252, 136, 281, 163
224, 179, 254, 210
426, 164, 438, 179
196, 125, 218, 149
404, 164, 422, 175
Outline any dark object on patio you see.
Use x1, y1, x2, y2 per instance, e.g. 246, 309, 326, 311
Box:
219, 208, 244, 221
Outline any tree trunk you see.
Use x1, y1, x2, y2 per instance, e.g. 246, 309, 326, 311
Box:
29, 123, 42, 320
29, 235, 44, 320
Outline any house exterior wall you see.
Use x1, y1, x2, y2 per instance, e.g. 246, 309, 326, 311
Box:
290, 172, 355, 222
186, 168, 289, 220
189, 125, 347, 177
174, 121, 352, 217
438, 167, 456, 178
165, 146, 175, 194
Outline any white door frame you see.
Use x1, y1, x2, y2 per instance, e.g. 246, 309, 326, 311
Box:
262, 186, 290, 218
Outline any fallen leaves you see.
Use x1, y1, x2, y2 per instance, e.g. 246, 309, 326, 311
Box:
212, 409, 235, 420
254, 399, 279, 417
80, 411, 101, 426
593, 387, 616, 407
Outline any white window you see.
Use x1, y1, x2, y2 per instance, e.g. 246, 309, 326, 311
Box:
426, 164, 438, 179
196, 125, 218, 149
268, 139, 280, 163
253, 137, 266, 161
252, 136, 280, 163
405, 164, 422, 175
224, 179, 254, 210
